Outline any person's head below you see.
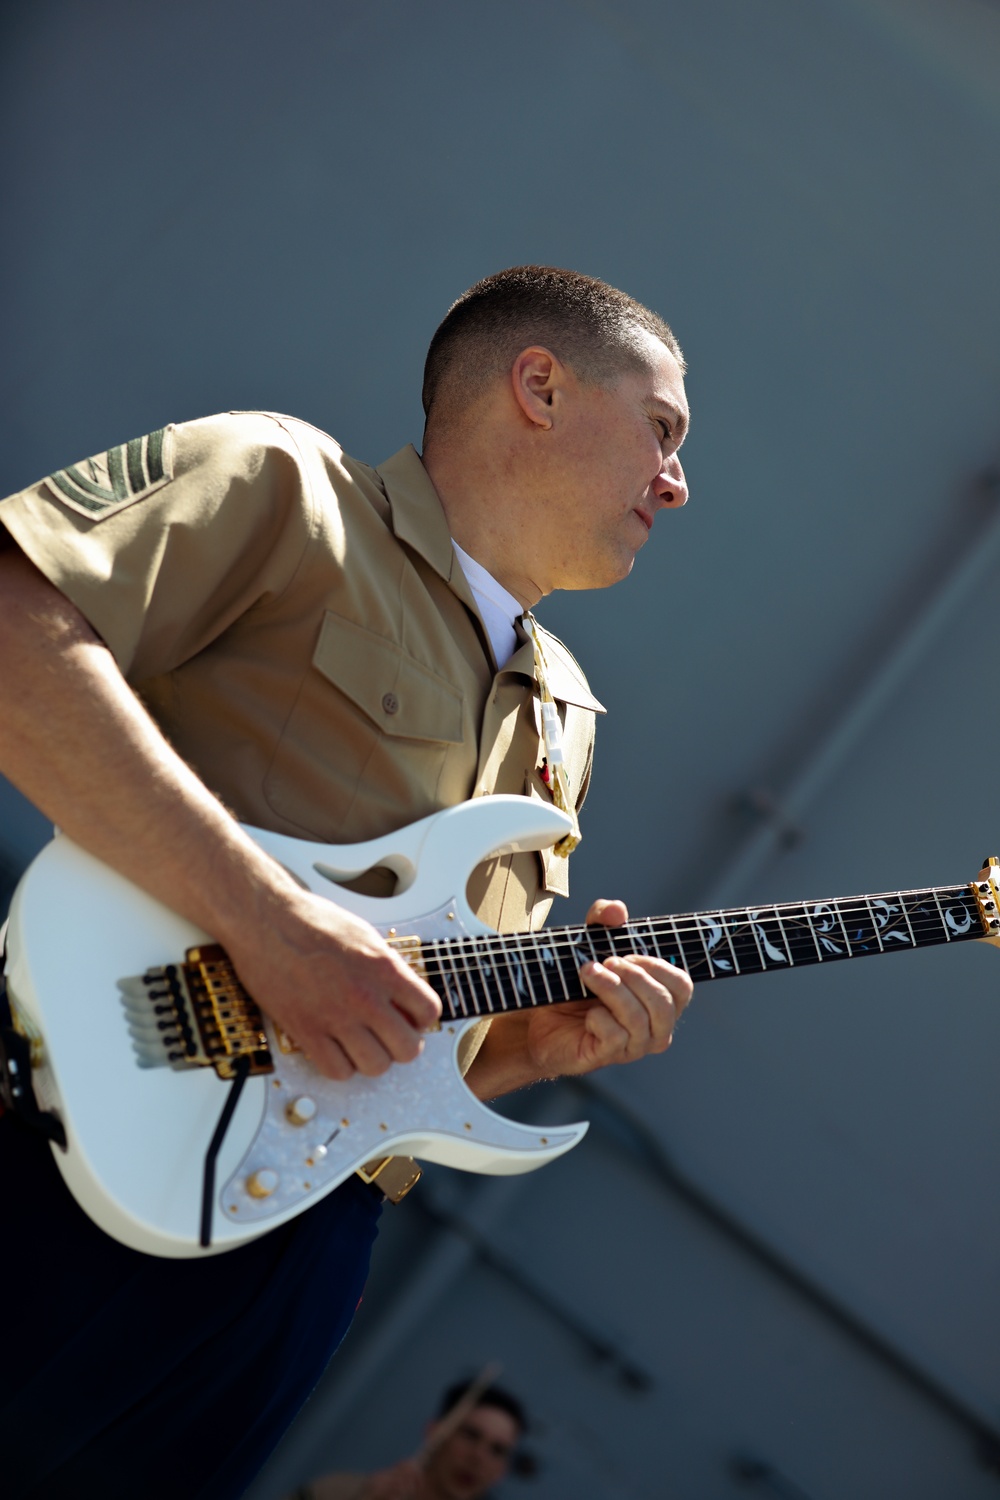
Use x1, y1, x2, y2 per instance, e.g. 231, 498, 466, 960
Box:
421, 1378, 527, 1500
420, 265, 690, 609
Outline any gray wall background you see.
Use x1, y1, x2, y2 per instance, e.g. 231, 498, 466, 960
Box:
4, 3, 1000, 1497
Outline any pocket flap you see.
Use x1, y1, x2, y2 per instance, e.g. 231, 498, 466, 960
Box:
313, 612, 464, 743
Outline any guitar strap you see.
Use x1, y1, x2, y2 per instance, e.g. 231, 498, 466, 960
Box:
0, 924, 66, 1148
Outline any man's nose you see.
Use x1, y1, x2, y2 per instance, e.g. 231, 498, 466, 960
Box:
653, 455, 688, 508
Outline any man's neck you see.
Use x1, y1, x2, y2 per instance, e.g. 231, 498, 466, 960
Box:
421, 439, 544, 609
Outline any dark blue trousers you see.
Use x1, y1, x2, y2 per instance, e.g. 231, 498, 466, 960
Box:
0, 1116, 381, 1498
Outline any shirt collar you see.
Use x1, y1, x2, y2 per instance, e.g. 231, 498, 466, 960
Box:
375, 444, 474, 600
374, 446, 602, 710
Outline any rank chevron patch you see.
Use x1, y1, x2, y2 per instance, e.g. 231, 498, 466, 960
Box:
44, 426, 174, 518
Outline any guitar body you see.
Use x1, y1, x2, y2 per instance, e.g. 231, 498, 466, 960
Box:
4, 796, 588, 1258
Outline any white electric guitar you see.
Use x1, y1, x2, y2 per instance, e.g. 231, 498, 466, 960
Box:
4, 794, 999, 1258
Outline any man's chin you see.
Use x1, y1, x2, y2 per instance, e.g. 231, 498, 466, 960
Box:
564, 554, 636, 591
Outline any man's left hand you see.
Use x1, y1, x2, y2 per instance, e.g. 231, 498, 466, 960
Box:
465, 899, 692, 1099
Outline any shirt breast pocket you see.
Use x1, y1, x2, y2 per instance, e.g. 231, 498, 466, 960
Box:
263, 611, 467, 842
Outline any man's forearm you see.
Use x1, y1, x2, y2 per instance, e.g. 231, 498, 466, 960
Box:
464, 1013, 553, 1099
0, 547, 298, 944
0, 547, 441, 1077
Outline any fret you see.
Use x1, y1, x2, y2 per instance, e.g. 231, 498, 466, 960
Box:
721, 911, 767, 975
515, 930, 554, 1014
609, 920, 655, 961
832, 900, 854, 954
669, 916, 714, 981
771, 905, 818, 965
481, 933, 522, 1011
938, 886, 981, 940
773, 906, 795, 965
432, 939, 472, 1020
502, 934, 535, 1010
639, 916, 667, 961
580, 924, 612, 965
746, 908, 792, 970
931, 887, 951, 939
423, 942, 451, 1011
535, 931, 571, 1003
468, 937, 503, 1013
746, 911, 767, 970
654, 917, 687, 971
693, 917, 714, 975
867, 896, 913, 950
863, 898, 886, 952
837, 899, 883, 956
564, 926, 598, 997
897, 894, 917, 947
518, 931, 556, 1008
494, 935, 520, 1009
695, 913, 740, 977
802, 902, 851, 961
476, 942, 509, 1014
902, 888, 945, 943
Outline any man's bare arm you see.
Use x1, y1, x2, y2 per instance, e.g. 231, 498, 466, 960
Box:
0, 547, 441, 1080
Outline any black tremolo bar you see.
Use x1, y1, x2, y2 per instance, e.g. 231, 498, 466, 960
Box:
425, 884, 987, 1022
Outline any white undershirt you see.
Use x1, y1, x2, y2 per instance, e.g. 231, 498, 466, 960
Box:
451, 541, 523, 669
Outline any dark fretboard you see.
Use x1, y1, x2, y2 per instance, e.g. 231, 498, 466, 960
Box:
424, 884, 986, 1022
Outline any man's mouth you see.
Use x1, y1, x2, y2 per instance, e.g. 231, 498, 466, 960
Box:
633, 507, 653, 532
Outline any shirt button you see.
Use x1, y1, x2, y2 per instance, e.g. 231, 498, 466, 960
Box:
382, 692, 399, 715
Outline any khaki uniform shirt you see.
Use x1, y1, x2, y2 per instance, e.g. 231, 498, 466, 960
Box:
0, 411, 603, 940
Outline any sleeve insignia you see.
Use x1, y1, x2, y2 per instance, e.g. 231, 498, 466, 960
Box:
43, 426, 174, 519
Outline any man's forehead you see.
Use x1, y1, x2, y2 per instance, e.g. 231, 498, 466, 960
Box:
465, 1404, 520, 1439
628, 325, 686, 390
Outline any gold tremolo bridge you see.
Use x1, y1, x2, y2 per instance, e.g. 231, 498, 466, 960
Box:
119, 934, 429, 1076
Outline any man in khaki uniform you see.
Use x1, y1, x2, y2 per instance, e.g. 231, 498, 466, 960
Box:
0, 266, 692, 1498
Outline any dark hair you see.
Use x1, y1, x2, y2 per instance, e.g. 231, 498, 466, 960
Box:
438, 1377, 528, 1435
422, 265, 684, 428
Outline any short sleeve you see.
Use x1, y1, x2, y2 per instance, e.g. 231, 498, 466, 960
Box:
0, 412, 316, 682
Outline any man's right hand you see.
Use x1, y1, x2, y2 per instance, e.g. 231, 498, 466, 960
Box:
223, 885, 442, 1081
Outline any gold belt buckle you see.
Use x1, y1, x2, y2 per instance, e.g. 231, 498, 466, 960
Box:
355, 1155, 422, 1204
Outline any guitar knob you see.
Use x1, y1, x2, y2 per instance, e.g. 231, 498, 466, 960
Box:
246, 1169, 279, 1199
286, 1096, 317, 1126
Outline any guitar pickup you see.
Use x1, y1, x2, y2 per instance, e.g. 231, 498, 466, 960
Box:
118, 943, 274, 1079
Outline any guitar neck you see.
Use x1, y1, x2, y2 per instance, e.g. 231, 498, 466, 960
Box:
425, 883, 987, 1022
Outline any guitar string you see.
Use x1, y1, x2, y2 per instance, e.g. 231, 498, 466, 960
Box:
408, 890, 978, 969
427, 933, 951, 1014
215, 897, 975, 1023
383, 885, 961, 947
415, 906, 979, 1008
426, 925, 975, 1015
415, 904, 976, 970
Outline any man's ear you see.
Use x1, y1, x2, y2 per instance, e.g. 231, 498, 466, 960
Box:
510, 346, 563, 430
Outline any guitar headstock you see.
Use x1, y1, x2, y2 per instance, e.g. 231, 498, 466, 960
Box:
973, 856, 1000, 947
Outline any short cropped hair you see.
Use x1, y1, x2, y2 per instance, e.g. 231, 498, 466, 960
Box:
438, 1377, 528, 1435
422, 265, 684, 428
